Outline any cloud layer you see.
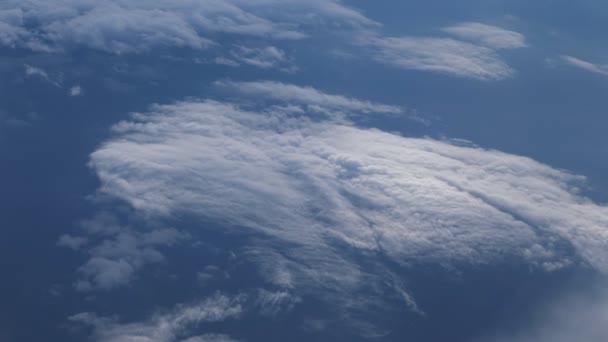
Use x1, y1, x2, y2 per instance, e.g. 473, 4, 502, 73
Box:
2, 2, 526, 80
0, 0, 372, 54
86, 81, 608, 304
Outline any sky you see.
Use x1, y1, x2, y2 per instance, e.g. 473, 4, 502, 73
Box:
1, 1, 608, 341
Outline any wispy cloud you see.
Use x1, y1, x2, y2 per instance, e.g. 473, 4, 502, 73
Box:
442, 22, 527, 49
213, 46, 295, 72
0, 0, 373, 54
561, 55, 608, 76
70, 293, 244, 342
216, 80, 403, 115
360, 35, 515, 80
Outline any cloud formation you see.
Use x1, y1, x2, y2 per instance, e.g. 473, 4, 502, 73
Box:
61, 213, 188, 291
442, 22, 527, 49
0, 0, 372, 54
70, 293, 243, 342
216, 80, 403, 116
561, 55, 608, 76
87, 82, 608, 309
2, 3, 525, 81
361, 35, 514, 80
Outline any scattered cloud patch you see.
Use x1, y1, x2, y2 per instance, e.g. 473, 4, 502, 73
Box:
211, 46, 295, 72
561, 55, 608, 76
61, 214, 189, 291
0, 0, 374, 54
70, 293, 243, 342
216, 80, 403, 116
442, 22, 527, 49
360, 35, 514, 80
69, 85, 83, 96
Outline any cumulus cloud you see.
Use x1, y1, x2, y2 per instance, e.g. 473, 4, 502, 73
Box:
85, 82, 608, 327
442, 22, 527, 49
70, 293, 243, 342
360, 35, 514, 80
561, 55, 608, 76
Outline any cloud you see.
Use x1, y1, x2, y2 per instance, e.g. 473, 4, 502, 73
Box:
216, 80, 403, 116
61, 213, 189, 291
70, 293, 243, 342
68, 85, 83, 96
0, 0, 373, 54
360, 35, 514, 80
442, 22, 527, 49
561, 55, 608, 76
213, 46, 294, 71
24, 64, 50, 80
23, 63, 64, 87
85, 82, 608, 328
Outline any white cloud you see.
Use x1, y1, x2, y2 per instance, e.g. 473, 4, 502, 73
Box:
24, 64, 50, 80
216, 80, 403, 116
61, 214, 189, 291
360, 35, 514, 80
86, 82, 608, 321
442, 22, 527, 49
0, 0, 373, 54
23, 64, 63, 87
561, 55, 608, 76
70, 293, 243, 342
211, 46, 294, 71
69, 85, 83, 96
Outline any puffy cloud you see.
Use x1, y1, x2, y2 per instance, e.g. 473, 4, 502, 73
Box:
442, 22, 527, 49
360, 35, 514, 80
561, 55, 608, 76
86, 82, 608, 316
70, 293, 243, 342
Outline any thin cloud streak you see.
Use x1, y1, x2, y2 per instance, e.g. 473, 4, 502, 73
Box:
442, 22, 527, 49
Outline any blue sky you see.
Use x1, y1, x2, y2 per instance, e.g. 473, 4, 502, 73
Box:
1, 1, 608, 341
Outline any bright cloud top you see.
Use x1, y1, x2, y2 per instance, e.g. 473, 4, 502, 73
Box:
89, 81, 608, 290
